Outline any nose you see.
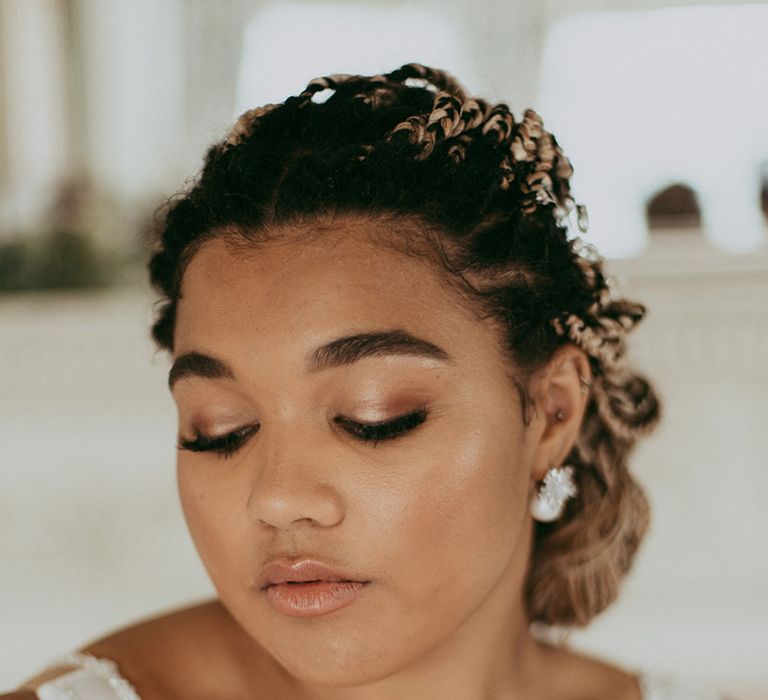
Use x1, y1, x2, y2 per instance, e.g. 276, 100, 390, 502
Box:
245, 430, 345, 530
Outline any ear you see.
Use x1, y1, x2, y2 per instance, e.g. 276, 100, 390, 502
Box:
528, 345, 591, 482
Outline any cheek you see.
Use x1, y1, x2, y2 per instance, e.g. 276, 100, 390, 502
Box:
177, 463, 250, 593
372, 417, 531, 616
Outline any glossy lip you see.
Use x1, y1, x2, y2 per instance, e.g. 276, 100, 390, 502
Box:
258, 558, 369, 590
265, 580, 369, 617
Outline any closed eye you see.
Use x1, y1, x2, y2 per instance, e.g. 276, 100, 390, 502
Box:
178, 424, 259, 458
178, 409, 429, 458
334, 409, 428, 446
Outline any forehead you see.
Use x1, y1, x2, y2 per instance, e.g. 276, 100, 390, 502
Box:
173, 220, 502, 369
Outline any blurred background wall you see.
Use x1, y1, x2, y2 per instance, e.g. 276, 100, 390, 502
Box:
1, 1, 766, 697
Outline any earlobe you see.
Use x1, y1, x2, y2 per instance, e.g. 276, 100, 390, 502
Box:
530, 345, 591, 482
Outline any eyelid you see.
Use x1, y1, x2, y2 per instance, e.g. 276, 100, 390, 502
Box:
333, 408, 428, 445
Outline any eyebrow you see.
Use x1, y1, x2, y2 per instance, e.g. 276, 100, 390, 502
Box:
168, 352, 234, 388
307, 329, 451, 372
168, 330, 451, 388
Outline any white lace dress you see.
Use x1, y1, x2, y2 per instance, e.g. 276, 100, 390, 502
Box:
33, 652, 726, 699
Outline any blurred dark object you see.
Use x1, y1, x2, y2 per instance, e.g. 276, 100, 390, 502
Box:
0, 228, 112, 291
0, 178, 135, 292
646, 183, 702, 229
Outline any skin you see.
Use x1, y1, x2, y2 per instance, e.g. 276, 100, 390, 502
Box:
11, 215, 642, 700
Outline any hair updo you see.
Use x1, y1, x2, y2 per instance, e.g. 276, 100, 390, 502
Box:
149, 62, 661, 627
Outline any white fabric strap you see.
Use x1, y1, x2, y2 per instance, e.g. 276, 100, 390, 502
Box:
35, 653, 140, 700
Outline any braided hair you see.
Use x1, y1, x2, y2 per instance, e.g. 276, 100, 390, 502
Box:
149, 62, 660, 627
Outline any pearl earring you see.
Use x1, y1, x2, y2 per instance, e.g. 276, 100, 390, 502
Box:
530, 465, 578, 522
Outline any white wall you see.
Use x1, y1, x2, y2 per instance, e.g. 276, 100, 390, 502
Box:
0, 289, 213, 682
0, 0, 70, 235
72, 0, 187, 206
570, 234, 768, 699
537, 5, 768, 257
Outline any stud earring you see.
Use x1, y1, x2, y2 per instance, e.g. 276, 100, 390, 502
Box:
530, 465, 577, 522
579, 374, 591, 395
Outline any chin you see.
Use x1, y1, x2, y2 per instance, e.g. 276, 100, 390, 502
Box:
232, 593, 434, 689
275, 631, 439, 690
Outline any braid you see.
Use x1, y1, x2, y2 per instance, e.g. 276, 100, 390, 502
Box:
149, 62, 660, 628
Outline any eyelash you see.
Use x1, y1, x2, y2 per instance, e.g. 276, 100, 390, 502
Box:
177, 409, 429, 457
333, 409, 428, 448
178, 425, 258, 459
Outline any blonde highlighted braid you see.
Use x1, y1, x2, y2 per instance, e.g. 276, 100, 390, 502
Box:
150, 62, 660, 628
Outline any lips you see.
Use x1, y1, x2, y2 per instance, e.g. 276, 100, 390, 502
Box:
258, 558, 368, 590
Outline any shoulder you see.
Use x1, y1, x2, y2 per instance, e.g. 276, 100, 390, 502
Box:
81, 596, 227, 661
533, 643, 643, 700
11, 598, 242, 700
537, 644, 726, 700
79, 597, 242, 698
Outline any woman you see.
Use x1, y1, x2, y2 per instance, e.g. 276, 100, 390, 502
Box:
4, 63, 727, 700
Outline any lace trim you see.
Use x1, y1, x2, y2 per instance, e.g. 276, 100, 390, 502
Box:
43, 652, 141, 700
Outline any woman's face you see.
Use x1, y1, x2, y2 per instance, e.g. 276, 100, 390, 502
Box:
171, 218, 543, 687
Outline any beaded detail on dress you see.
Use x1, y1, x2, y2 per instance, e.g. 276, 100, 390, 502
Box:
35, 653, 140, 700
